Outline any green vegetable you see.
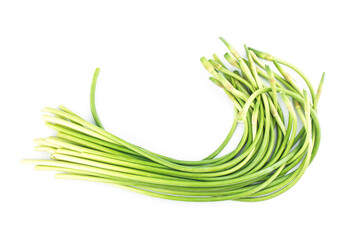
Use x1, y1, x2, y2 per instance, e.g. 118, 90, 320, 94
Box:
23, 38, 323, 202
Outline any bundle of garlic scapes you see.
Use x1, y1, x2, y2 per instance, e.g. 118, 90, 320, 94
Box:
23, 38, 323, 202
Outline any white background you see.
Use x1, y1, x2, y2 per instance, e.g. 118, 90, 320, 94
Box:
1, 0, 359, 239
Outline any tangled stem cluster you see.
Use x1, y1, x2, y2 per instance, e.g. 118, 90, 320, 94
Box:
23, 38, 323, 202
